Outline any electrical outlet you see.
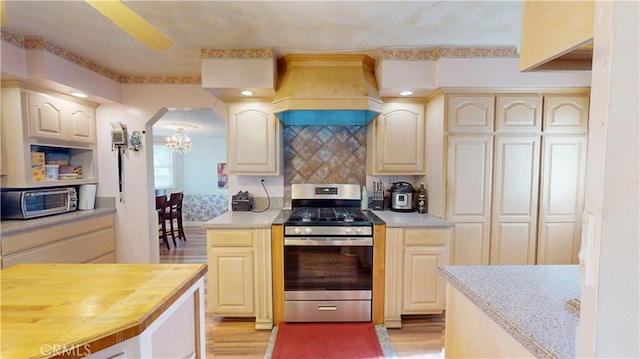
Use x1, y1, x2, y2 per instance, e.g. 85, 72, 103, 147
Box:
260, 178, 266, 185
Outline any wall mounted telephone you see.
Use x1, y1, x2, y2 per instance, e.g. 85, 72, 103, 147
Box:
110, 121, 128, 202
111, 121, 128, 149
111, 128, 127, 146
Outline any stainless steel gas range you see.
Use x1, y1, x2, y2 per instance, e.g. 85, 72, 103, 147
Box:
283, 183, 373, 322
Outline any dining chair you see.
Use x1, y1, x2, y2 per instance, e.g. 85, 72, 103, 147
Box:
166, 192, 187, 246
155, 195, 170, 250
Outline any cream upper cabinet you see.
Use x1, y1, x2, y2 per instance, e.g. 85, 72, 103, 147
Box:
543, 95, 590, 133
490, 135, 541, 265
495, 95, 542, 133
447, 95, 495, 133
26, 91, 96, 144
1, 84, 99, 188
227, 102, 282, 175
367, 102, 425, 174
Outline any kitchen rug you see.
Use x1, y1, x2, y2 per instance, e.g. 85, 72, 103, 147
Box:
264, 322, 398, 359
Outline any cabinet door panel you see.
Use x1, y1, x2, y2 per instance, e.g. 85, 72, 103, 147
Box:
209, 247, 254, 315
67, 106, 96, 143
450, 222, 489, 265
371, 103, 425, 173
491, 135, 540, 264
447, 135, 493, 221
403, 247, 445, 313
496, 95, 542, 133
544, 95, 589, 133
27, 93, 65, 141
492, 223, 536, 265
447, 95, 495, 133
377, 105, 424, 172
227, 103, 280, 175
538, 222, 580, 264
537, 136, 587, 264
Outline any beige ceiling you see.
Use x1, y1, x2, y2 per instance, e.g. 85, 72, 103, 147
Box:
1, 1, 523, 136
2, 0, 523, 77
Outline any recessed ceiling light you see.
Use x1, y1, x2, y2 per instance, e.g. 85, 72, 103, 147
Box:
241, 90, 253, 96
72, 92, 88, 98
399, 90, 413, 96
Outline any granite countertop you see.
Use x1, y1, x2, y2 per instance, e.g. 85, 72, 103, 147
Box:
201, 208, 284, 229
202, 208, 453, 229
438, 265, 580, 359
1, 197, 116, 236
371, 210, 454, 228
1, 263, 206, 359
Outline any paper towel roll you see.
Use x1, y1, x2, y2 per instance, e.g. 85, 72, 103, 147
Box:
79, 184, 97, 210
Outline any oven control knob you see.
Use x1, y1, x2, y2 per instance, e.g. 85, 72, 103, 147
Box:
294, 227, 302, 234
356, 227, 365, 234
304, 227, 313, 234
345, 227, 353, 235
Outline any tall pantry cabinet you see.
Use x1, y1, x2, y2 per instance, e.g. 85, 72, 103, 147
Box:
426, 90, 589, 265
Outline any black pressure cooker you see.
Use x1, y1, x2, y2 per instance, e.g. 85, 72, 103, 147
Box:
388, 182, 417, 212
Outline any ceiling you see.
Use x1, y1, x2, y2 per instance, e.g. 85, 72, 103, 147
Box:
1, 0, 523, 135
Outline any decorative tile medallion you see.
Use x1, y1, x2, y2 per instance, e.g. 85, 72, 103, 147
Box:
283, 125, 367, 206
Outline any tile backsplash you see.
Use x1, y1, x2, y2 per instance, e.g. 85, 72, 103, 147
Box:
283, 125, 367, 204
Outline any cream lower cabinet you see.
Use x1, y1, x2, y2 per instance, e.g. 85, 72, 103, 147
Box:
206, 228, 273, 329
226, 102, 282, 176
1, 214, 116, 269
385, 227, 450, 328
367, 101, 426, 174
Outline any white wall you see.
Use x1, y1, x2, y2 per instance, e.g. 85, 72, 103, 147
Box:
96, 84, 223, 263
576, 1, 640, 357
183, 136, 227, 194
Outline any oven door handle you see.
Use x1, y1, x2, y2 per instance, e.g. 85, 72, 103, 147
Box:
284, 238, 373, 246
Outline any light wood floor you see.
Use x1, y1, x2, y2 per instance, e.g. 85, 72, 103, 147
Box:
160, 227, 445, 358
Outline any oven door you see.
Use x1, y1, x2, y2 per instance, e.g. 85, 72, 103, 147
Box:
283, 237, 373, 322
284, 237, 373, 292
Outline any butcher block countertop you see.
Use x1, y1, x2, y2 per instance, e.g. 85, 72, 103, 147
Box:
1, 263, 207, 359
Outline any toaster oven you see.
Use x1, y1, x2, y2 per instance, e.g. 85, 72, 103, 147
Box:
1, 187, 78, 219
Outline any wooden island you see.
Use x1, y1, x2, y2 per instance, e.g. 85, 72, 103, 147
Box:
1, 263, 207, 358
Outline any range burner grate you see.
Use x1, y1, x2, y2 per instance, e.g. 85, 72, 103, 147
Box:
287, 207, 368, 223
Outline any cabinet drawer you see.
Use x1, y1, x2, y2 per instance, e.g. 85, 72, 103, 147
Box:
404, 228, 450, 246
207, 230, 254, 247
2, 227, 115, 268
2, 214, 114, 255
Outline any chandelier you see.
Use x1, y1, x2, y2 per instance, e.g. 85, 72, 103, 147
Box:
166, 128, 193, 154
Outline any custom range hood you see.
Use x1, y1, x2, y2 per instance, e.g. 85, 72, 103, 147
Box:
273, 54, 382, 126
